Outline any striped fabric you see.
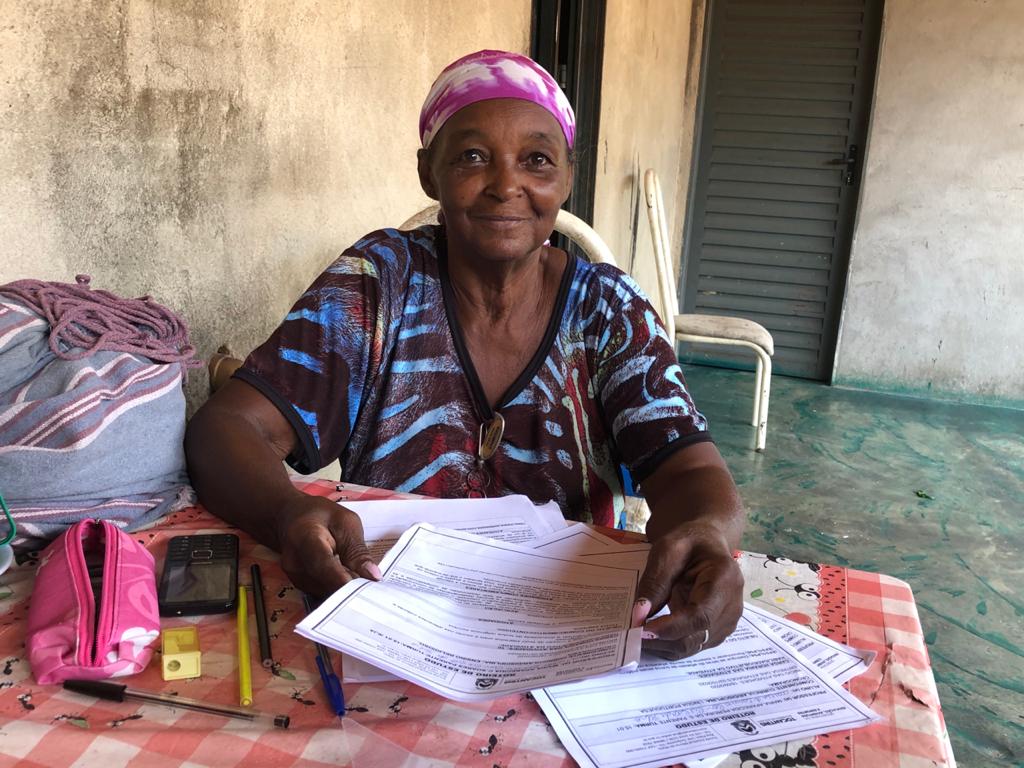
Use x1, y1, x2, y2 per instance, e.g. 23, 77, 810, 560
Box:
0, 299, 193, 550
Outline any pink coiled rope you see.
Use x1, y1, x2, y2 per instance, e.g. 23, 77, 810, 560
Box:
0, 275, 201, 374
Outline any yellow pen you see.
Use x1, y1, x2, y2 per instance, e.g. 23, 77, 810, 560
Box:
237, 584, 253, 707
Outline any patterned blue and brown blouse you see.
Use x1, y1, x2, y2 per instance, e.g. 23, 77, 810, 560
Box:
237, 225, 711, 528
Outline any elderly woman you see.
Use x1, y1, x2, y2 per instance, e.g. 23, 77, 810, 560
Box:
186, 50, 744, 659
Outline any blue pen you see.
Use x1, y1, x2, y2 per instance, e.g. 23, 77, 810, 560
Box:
303, 595, 346, 717
314, 645, 346, 716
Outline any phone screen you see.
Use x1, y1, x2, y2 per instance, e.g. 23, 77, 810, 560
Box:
163, 560, 235, 603
159, 534, 238, 615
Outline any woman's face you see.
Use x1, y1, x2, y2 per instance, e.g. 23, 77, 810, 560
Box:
418, 98, 573, 265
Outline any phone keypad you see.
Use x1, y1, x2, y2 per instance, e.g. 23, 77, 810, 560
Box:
167, 535, 238, 560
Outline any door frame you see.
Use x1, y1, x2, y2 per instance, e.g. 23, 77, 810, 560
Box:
531, 0, 607, 225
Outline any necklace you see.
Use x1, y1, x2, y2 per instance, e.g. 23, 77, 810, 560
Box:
466, 413, 505, 498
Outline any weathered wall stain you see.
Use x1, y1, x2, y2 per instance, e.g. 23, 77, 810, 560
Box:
593, 0, 697, 310
1, 0, 532, 412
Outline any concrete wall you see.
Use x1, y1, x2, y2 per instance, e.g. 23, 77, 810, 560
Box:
591, 0, 699, 316
834, 0, 1024, 405
0, 0, 530, 411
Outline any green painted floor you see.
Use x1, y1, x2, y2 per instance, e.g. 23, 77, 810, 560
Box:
681, 364, 1023, 768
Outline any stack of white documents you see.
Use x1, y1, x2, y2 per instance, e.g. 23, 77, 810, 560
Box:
295, 496, 880, 766
297, 496, 646, 699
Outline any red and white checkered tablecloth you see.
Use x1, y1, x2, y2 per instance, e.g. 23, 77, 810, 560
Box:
0, 479, 954, 768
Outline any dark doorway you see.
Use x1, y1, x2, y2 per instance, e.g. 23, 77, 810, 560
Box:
531, 0, 606, 225
682, 0, 884, 380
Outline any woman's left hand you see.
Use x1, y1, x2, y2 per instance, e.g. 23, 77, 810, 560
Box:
631, 520, 745, 660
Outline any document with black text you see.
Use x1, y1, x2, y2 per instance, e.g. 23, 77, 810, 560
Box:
297, 523, 643, 701
533, 609, 879, 768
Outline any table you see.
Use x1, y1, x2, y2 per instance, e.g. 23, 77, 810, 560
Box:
0, 478, 955, 768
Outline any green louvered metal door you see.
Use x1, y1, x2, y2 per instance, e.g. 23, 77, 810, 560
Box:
682, 0, 884, 380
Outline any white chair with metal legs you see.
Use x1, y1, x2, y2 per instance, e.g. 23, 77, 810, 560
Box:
643, 169, 774, 451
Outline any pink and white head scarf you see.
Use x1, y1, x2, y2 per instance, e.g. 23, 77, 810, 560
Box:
419, 50, 576, 150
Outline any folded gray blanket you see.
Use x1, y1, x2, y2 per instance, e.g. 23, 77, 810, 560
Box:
0, 279, 197, 551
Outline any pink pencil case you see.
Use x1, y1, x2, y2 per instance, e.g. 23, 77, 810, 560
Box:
26, 519, 160, 684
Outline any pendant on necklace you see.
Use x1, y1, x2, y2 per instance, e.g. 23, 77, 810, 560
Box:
467, 413, 505, 498
477, 413, 505, 462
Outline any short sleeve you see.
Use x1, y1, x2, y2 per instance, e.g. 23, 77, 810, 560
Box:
588, 268, 712, 484
235, 237, 392, 474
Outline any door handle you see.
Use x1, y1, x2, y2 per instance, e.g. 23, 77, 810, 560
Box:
827, 145, 859, 185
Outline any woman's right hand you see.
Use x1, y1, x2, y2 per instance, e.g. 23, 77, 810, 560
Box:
276, 495, 382, 598
185, 379, 383, 598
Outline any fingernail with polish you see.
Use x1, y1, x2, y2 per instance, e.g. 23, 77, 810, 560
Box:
641, 630, 659, 640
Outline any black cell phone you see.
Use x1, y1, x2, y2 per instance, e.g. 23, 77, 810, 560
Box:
158, 534, 239, 616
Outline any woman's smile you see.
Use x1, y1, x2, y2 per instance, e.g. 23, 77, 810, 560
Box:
471, 213, 529, 227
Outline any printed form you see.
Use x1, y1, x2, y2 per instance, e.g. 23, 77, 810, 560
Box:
296, 523, 644, 701
337, 497, 574, 684
532, 608, 879, 768
342, 522, 650, 684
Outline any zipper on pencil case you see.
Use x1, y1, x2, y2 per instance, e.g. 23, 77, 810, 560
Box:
91, 522, 119, 666
67, 522, 95, 667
